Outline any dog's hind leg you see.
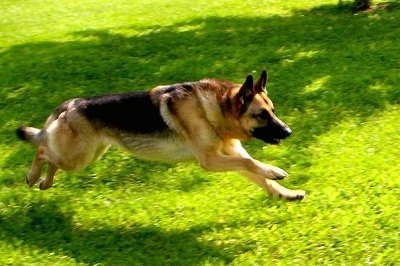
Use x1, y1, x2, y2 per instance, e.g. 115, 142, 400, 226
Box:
26, 145, 58, 189
39, 163, 58, 190
26, 148, 46, 187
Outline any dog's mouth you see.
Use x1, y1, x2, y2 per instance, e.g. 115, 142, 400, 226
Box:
250, 125, 291, 145
261, 136, 282, 145
268, 138, 281, 145
250, 130, 282, 144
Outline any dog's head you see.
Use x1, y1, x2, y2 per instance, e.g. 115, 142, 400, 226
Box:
234, 70, 291, 144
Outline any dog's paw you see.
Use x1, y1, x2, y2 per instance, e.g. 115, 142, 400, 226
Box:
25, 176, 32, 186
262, 165, 288, 180
26, 175, 37, 187
38, 179, 53, 190
281, 190, 306, 201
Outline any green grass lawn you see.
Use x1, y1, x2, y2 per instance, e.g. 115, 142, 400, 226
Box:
1, 0, 400, 265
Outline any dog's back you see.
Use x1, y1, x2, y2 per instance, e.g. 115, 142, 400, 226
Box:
78, 91, 168, 134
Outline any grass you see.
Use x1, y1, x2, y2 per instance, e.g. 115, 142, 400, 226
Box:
1, 0, 400, 265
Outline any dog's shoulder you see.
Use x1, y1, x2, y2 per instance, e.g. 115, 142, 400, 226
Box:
154, 79, 238, 107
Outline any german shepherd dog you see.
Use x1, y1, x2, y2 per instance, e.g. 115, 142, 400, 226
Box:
17, 70, 305, 200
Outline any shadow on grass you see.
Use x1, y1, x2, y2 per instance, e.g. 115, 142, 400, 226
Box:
0, 199, 234, 265
62, 155, 213, 193
1, 4, 399, 185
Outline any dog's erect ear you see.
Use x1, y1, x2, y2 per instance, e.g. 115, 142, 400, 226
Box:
238, 74, 254, 103
254, 70, 268, 92
236, 74, 254, 115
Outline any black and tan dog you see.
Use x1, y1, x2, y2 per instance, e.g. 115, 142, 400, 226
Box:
17, 70, 305, 200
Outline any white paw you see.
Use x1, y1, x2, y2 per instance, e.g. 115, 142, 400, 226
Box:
263, 164, 288, 180
281, 190, 306, 201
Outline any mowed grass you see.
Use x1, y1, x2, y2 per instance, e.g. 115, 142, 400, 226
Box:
1, 0, 400, 265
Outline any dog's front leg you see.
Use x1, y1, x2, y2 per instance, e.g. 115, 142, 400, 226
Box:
222, 139, 288, 180
242, 171, 306, 200
196, 151, 286, 180
222, 139, 306, 200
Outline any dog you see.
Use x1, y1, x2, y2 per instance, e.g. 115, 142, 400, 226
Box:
16, 70, 306, 200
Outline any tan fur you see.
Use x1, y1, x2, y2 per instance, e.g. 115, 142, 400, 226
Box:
17, 71, 306, 200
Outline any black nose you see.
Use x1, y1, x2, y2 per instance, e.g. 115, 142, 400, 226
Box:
281, 125, 292, 139
271, 117, 291, 139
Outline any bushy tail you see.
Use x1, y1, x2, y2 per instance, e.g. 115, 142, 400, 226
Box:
16, 126, 42, 146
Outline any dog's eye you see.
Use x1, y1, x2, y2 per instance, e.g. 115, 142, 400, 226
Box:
254, 109, 269, 120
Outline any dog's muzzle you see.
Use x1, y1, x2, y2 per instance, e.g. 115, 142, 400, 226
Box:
251, 119, 292, 144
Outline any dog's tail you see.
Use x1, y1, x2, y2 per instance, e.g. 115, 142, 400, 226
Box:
16, 126, 43, 146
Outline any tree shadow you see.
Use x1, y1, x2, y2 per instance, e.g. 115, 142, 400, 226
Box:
0, 199, 234, 265
1, 3, 399, 186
